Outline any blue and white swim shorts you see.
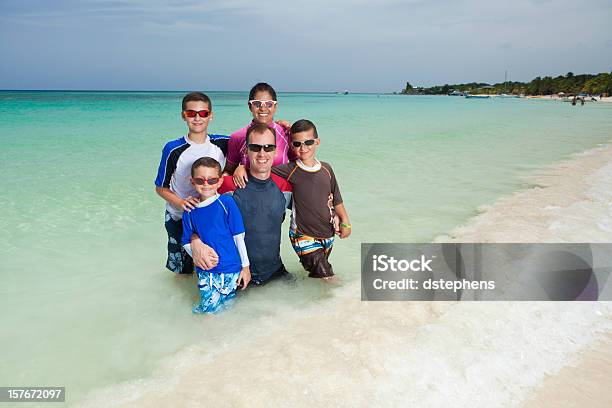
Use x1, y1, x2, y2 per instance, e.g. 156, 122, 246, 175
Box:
193, 270, 240, 314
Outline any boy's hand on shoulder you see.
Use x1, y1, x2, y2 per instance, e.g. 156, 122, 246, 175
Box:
237, 266, 251, 290
181, 196, 200, 211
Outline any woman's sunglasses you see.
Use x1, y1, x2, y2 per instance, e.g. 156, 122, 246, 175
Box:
247, 143, 276, 153
249, 100, 277, 109
183, 110, 210, 118
191, 177, 220, 186
291, 139, 316, 148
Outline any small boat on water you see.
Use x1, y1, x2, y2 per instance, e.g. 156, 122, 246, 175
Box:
465, 93, 490, 99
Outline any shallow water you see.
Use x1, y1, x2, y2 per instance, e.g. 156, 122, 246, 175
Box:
1, 91, 611, 405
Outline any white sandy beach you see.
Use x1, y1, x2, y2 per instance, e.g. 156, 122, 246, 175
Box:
526, 95, 612, 103
76, 142, 612, 407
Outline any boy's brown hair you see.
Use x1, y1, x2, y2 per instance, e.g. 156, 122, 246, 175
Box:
182, 92, 212, 111
290, 119, 318, 139
191, 157, 222, 177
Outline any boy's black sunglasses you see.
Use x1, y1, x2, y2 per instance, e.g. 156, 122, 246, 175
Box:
291, 139, 316, 148
247, 143, 276, 153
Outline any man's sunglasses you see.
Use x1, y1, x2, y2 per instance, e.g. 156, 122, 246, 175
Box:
184, 110, 211, 118
291, 139, 316, 148
191, 177, 220, 186
247, 143, 276, 153
248, 100, 277, 109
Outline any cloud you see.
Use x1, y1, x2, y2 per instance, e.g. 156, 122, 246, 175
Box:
137, 20, 222, 34
0, 0, 254, 21
0, 0, 610, 91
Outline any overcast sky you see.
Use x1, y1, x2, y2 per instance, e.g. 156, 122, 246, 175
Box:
1, 0, 611, 92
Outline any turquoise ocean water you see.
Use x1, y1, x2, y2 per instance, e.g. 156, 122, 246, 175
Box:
1, 91, 612, 404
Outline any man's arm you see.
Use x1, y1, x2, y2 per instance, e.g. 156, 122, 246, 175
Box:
223, 160, 251, 188
270, 173, 293, 209
190, 236, 219, 270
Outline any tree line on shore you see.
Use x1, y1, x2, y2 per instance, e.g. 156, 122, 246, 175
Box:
400, 72, 612, 96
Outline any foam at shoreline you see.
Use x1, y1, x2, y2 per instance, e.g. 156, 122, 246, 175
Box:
437, 142, 612, 243
78, 286, 611, 408
78, 144, 612, 407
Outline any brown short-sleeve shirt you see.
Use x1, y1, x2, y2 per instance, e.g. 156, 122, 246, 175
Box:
273, 161, 343, 239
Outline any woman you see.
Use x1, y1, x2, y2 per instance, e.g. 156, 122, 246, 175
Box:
224, 83, 295, 187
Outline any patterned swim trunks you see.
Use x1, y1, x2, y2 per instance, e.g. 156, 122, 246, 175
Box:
289, 229, 335, 278
289, 228, 334, 256
193, 270, 241, 314
164, 211, 194, 275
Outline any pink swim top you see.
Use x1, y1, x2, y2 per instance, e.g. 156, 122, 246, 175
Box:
227, 122, 297, 168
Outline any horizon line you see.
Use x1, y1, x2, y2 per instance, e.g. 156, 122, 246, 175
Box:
0, 88, 385, 94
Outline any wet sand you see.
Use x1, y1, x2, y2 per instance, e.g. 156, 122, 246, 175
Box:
523, 335, 612, 408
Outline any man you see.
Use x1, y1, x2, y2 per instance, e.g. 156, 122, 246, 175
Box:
191, 123, 292, 285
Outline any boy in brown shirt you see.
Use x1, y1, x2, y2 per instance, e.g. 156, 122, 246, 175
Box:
272, 119, 351, 279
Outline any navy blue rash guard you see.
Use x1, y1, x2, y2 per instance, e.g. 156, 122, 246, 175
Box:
227, 174, 291, 284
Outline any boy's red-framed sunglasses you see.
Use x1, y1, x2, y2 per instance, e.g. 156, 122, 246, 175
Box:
183, 109, 211, 118
191, 177, 220, 186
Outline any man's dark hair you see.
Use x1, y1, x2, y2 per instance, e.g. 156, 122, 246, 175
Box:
248, 83, 277, 101
191, 157, 222, 177
290, 119, 318, 139
246, 123, 276, 145
182, 92, 212, 111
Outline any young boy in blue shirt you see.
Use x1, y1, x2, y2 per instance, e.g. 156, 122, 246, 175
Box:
181, 157, 251, 314
154, 92, 229, 275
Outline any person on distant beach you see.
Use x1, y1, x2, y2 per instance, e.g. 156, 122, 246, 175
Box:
224, 83, 296, 188
181, 157, 250, 313
154, 92, 228, 275
191, 123, 293, 286
272, 119, 351, 280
